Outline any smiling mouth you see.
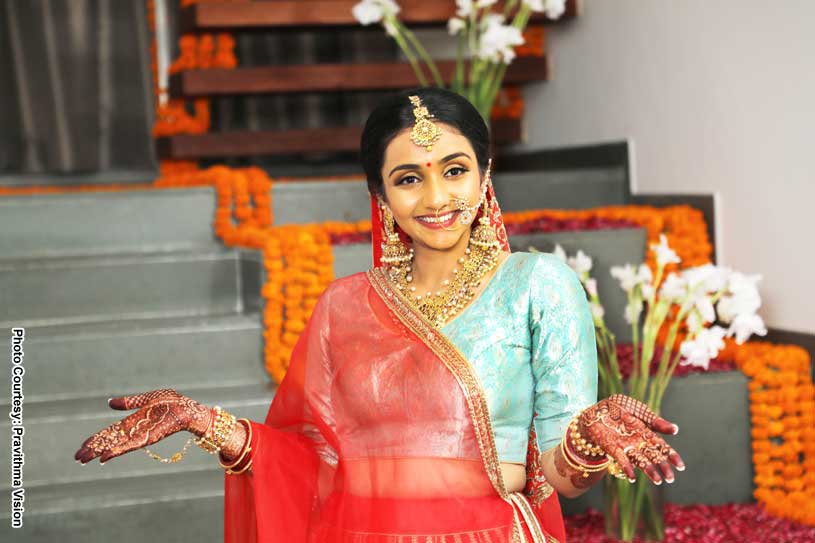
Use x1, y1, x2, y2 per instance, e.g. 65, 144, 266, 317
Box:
415, 210, 459, 225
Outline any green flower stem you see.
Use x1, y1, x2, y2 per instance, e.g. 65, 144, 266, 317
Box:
646, 301, 691, 409
503, 0, 519, 17
452, 32, 466, 93
481, 62, 507, 119
388, 20, 428, 86
396, 20, 444, 87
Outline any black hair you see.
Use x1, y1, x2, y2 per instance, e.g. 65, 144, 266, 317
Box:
360, 87, 490, 198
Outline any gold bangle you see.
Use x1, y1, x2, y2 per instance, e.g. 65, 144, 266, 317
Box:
219, 418, 252, 471
195, 405, 237, 454
226, 457, 253, 475
560, 438, 609, 478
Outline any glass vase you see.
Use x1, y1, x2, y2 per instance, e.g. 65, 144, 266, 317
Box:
603, 475, 666, 542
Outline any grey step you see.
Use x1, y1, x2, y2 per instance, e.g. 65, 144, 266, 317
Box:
0, 248, 259, 326
0, 384, 273, 487
0, 470, 225, 543
561, 371, 753, 515
0, 313, 266, 404
492, 167, 628, 212
1, 168, 628, 259
329, 226, 647, 342
0, 187, 221, 259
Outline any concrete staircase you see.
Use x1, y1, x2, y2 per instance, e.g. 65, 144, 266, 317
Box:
0, 163, 750, 541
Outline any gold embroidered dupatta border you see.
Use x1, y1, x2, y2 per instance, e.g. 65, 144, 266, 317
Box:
366, 268, 559, 543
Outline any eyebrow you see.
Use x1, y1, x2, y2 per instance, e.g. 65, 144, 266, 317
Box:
387, 152, 472, 178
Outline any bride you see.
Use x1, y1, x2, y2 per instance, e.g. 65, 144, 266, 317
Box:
75, 87, 684, 542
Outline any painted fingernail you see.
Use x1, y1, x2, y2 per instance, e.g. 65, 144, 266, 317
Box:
672, 424, 679, 435
677, 464, 686, 471
654, 479, 663, 485
629, 477, 636, 483
666, 478, 675, 484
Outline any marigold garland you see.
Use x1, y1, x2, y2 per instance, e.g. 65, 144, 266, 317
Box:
718, 338, 815, 526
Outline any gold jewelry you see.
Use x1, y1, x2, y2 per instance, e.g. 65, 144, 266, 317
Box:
143, 436, 195, 464
560, 439, 610, 478
443, 164, 491, 230
559, 414, 610, 479
409, 95, 442, 151
194, 405, 237, 455
219, 418, 253, 474
380, 201, 413, 269
568, 416, 605, 458
389, 238, 499, 328
606, 458, 629, 480
469, 159, 500, 251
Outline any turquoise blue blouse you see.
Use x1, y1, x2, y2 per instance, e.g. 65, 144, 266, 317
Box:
440, 251, 598, 463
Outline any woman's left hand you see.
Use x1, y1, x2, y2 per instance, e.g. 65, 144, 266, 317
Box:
577, 394, 685, 485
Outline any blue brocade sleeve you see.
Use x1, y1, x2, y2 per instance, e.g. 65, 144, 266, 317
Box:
528, 253, 598, 452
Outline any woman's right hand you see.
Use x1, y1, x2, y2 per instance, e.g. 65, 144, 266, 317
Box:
73, 388, 212, 465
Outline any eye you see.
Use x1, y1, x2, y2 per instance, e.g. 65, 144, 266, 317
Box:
445, 166, 468, 177
396, 174, 420, 186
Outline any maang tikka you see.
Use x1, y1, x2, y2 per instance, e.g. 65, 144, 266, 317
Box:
409, 95, 442, 152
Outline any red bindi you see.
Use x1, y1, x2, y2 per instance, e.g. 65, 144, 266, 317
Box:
426, 162, 431, 167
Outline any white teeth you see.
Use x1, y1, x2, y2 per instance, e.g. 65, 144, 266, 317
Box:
417, 212, 455, 224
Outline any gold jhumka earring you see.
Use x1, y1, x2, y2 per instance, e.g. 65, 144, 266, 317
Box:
379, 198, 413, 270
469, 159, 500, 251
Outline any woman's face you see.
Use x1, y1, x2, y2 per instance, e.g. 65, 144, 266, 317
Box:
380, 124, 483, 253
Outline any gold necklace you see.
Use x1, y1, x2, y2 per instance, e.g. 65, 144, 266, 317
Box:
388, 240, 500, 328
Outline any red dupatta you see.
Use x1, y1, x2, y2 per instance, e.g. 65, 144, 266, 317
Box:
224, 188, 566, 543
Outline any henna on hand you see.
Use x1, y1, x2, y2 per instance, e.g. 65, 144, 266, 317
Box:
577, 394, 685, 485
74, 388, 212, 465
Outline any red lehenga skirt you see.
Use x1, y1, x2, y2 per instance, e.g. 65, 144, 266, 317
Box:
224, 270, 566, 543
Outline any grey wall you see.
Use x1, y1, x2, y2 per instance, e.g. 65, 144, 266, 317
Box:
514, 0, 815, 334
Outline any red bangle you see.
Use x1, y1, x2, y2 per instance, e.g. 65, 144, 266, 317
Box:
565, 424, 609, 466
219, 418, 253, 474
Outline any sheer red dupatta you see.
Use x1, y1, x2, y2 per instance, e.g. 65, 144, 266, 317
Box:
224, 187, 566, 542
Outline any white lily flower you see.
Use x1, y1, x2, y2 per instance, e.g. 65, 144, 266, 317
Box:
448, 17, 466, 35
477, 0, 499, 7
650, 234, 681, 267
523, 0, 566, 18
352, 0, 400, 25
624, 297, 643, 324
456, 0, 474, 17
545, 0, 566, 18
659, 272, 687, 303
679, 325, 726, 370
567, 249, 593, 277
636, 263, 653, 285
640, 283, 654, 300
726, 312, 767, 344
681, 263, 729, 294
477, 15, 524, 64
611, 263, 639, 292
718, 272, 762, 323
585, 278, 598, 297
686, 310, 704, 335
694, 296, 716, 324
552, 244, 567, 262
